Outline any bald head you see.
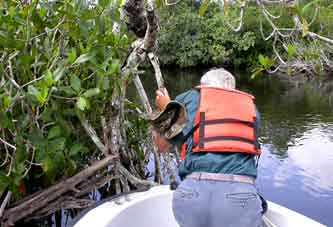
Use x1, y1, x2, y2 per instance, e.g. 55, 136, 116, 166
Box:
200, 68, 236, 89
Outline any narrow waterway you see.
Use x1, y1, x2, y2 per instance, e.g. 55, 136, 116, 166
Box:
137, 68, 333, 226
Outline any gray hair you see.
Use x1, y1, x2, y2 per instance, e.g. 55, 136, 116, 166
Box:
200, 68, 236, 89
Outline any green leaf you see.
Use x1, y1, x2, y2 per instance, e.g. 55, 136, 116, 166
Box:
69, 143, 88, 156
155, 0, 164, 9
0, 94, 10, 110
72, 53, 92, 65
83, 88, 100, 98
67, 48, 77, 64
0, 172, 10, 192
301, 0, 319, 16
69, 144, 83, 156
287, 44, 296, 58
28, 85, 48, 105
36, 86, 49, 105
70, 75, 81, 92
116, 0, 122, 7
53, 67, 65, 82
110, 61, 120, 74
40, 108, 53, 122
48, 126, 61, 139
258, 54, 274, 68
66, 159, 77, 176
43, 70, 54, 87
3, 95, 10, 107
258, 54, 266, 66
302, 18, 309, 37
99, 0, 111, 8
41, 156, 53, 173
223, 0, 229, 16
199, 0, 210, 16
27, 85, 39, 97
15, 146, 27, 163
76, 97, 90, 111
9, 6, 15, 17
49, 137, 66, 151
0, 112, 14, 129
57, 86, 77, 96
12, 163, 25, 185
28, 128, 46, 149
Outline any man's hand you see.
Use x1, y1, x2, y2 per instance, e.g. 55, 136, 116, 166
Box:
152, 129, 170, 153
155, 87, 170, 111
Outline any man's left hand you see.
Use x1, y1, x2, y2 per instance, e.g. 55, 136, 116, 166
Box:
155, 87, 170, 111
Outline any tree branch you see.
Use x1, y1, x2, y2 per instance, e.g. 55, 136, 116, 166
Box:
79, 117, 108, 156
0, 192, 12, 219
226, 2, 246, 32
0, 138, 16, 151
308, 32, 333, 45
133, 75, 153, 113
117, 163, 157, 187
148, 53, 164, 89
2, 155, 117, 226
120, 0, 147, 38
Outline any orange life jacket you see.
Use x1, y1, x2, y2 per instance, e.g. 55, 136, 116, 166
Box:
180, 86, 261, 160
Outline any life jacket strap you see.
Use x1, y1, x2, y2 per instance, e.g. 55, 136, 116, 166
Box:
202, 118, 255, 128
202, 136, 256, 145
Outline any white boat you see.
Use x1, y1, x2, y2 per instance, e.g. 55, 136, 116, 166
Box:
73, 185, 326, 227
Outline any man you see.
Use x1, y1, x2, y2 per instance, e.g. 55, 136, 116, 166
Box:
152, 68, 265, 227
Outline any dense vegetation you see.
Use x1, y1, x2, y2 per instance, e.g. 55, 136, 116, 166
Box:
0, 1, 153, 224
158, 0, 333, 75
158, 2, 257, 69
0, 0, 332, 225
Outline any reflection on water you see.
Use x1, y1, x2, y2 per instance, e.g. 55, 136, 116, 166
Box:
136, 68, 333, 226
259, 124, 333, 195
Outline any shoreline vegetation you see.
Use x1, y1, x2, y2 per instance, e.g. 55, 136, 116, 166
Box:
0, 0, 332, 226
157, 0, 333, 78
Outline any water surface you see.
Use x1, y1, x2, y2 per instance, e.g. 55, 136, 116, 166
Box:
138, 68, 333, 226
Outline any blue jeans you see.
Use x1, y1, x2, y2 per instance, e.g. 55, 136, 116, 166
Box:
172, 178, 263, 227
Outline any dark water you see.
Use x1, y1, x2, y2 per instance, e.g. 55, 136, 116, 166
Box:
136, 68, 333, 226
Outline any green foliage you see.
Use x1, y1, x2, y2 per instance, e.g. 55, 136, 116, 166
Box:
198, 0, 210, 16
287, 44, 297, 59
158, 2, 256, 68
251, 54, 275, 79
158, 0, 333, 75
0, 0, 148, 199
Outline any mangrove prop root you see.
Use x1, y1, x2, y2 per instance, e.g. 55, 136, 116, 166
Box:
1, 155, 117, 226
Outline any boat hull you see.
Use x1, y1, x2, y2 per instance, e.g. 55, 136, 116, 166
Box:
73, 185, 326, 227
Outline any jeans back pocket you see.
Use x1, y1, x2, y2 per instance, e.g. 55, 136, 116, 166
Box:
226, 192, 258, 208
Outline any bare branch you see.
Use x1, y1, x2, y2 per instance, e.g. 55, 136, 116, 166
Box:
165, 0, 182, 6
79, 117, 108, 156
133, 75, 153, 114
0, 138, 16, 151
0, 191, 12, 219
273, 37, 287, 65
308, 7, 319, 26
308, 32, 333, 46
226, 2, 245, 32
21, 75, 47, 89
148, 53, 164, 89
143, 3, 159, 51
2, 155, 118, 226
30, 17, 65, 41
262, 5, 281, 19
117, 163, 157, 187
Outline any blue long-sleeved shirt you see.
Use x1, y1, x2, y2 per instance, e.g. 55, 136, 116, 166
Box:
170, 89, 259, 179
